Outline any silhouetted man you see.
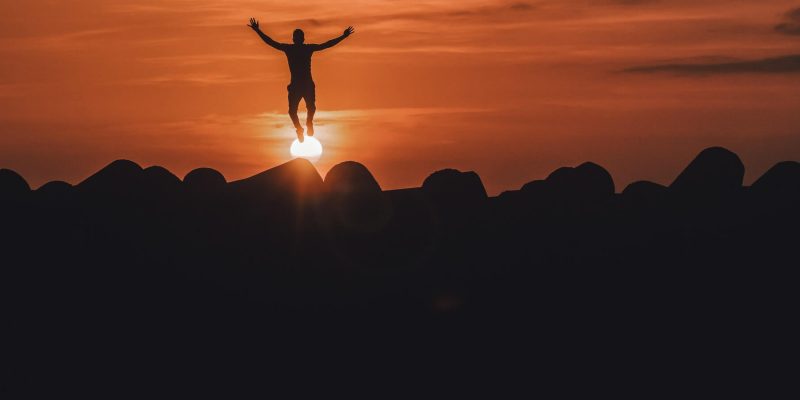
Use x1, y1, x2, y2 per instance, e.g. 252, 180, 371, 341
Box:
248, 18, 354, 142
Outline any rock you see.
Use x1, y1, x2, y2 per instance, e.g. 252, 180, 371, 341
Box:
544, 162, 615, 200
0, 168, 31, 197
546, 167, 575, 187
520, 180, 547, 194
575, 162, 615, 196
670, 147, 744, 196
184, 168, 227, 191
35, 181, 76, 210
422, 169, 487, 204
144, 166, 180, 184
143, 166, 181, 192
622, 181, 668, 205
751, 161, 800, 196
77, 159, 144, 196
324, 162, 388, 232
37, 180, 74, 199
228, 158, 323, 205
38, 180, 73, 194
324, 161, 381, 195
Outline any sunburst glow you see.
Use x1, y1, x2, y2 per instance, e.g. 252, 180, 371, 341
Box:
290, 136, 323, 162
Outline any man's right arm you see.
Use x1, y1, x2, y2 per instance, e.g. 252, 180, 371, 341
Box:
248, 18, 288, 51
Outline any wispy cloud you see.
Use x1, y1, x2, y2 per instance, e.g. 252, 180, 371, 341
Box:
0, 28, 121, 52
623, 54, 800, 75
139, 53, 277, 66
775, 7, 800, 35
127, 73, 268, 85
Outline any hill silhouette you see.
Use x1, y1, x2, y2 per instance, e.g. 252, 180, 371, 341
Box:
2, 146, 798, 395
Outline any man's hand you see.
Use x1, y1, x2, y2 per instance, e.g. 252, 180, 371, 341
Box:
248, 17, 260, 31
343, 26, 355, 38
249, 18, 287, 51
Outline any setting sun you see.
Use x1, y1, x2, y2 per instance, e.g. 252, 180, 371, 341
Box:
290, 136, 323, 162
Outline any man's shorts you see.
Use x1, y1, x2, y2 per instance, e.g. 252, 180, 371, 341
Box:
288, 82, 316, 111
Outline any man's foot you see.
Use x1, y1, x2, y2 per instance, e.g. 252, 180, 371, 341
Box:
296, 127, 305, 143
306, 124, 315, 137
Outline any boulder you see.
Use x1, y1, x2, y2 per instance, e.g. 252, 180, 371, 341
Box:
37, 180, 74, 199
0, 168, 31, 198
77, 159, 144, 197
184, 168, 227, 191
139, 167, 181, 212
38, 180, 73, 194
228, 158, 323, 207
422, 169, 487, 204
143, 166, 181, 193
324, 161, 381, 195
751, 161, 800, 196
520, 180, 547, 195
544, 162, 615, 200
622, 181, 668, 205
575, 162, 616, 196
670, 147, 744, 196
35, 181, 76, 211
324, 162, 389, 232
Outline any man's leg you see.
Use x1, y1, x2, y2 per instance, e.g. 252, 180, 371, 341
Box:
305, 84, 316, 136
288, 87, 304, 141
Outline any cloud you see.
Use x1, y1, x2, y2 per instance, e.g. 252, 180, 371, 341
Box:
126, 73, 265, 86
277, 2, 537, 28
609, 0, 659, 4
623, 54, 800, 75
509, 2, 534, 11
775, 7, 800, 35
0, 29, 121, 52
139, 53, 276, 66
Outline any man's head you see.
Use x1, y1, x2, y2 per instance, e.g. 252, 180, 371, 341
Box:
293, 29, 305, 44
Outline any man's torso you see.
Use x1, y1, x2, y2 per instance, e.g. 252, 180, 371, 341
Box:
283, 44, 315, 86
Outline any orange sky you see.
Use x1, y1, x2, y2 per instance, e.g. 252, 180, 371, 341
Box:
1, 0, 799, 194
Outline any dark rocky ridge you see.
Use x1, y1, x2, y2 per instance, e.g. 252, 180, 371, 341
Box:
2, 146, 797, 395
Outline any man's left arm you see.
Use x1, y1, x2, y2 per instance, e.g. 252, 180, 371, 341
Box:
312, 26, 354, 51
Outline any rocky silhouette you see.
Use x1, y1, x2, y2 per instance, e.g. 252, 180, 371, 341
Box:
2, 146, 797, 395
751, 160, 800, 196
670, 146, 745, 196
0, 168, 30, 202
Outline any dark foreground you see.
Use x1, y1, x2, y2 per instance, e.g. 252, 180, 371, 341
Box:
2, 146, 798, 395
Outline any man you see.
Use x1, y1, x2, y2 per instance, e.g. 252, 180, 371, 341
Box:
248, 18, 354, 142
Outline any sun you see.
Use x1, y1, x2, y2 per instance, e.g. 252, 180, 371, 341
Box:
290, 136, 323, 162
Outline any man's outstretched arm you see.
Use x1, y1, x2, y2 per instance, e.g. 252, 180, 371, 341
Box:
313, 26, 354, 51
248, 18, 287, 51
